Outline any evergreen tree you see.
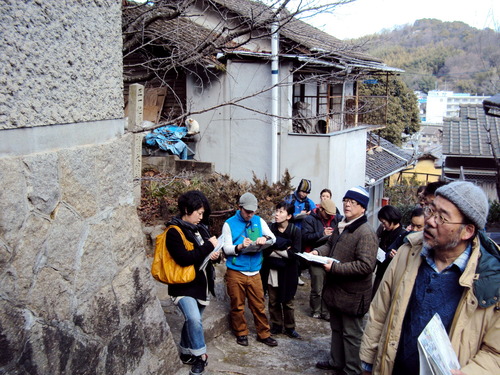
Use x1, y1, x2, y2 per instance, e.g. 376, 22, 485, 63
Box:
359, 75, 420, 145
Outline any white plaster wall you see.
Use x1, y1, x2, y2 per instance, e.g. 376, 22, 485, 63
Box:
281, 128, 368, 214
188, 58, 367, 206
189, 60, 275, 181
188, 1, 271, 53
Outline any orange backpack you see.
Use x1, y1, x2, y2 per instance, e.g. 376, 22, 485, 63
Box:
151, 225, 196, 284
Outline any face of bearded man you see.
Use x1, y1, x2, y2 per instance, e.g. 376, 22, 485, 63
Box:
422, 196, 470, 252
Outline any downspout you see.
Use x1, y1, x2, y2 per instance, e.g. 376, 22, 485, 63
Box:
271, 18, 279, 183
340, 81, 346, 131
355, 80, 359, 127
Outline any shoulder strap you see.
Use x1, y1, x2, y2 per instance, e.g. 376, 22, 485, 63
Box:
167, 225, 194, 251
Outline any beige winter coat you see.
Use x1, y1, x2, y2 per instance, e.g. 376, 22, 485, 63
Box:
359, 232, 500, 375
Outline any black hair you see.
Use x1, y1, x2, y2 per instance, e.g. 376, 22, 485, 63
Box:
320, 188, 332, 197
416, 185, 426, 195
276, 201, 295, 217
377, 205, 402, 225
423, 181, 447, 197
178, 190, 211, 224
410, 207, 424, 218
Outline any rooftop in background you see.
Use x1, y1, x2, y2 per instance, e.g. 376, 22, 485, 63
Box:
483, 93, 500, 118
366, 134, 414, 185
442, 104, 500, 157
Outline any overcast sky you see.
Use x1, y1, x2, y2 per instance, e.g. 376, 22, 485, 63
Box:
306, 0, 499, 40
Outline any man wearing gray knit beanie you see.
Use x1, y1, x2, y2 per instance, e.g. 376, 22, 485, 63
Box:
361, 181, 500, 375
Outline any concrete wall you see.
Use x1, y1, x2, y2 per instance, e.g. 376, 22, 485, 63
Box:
0, 1, 123, 129
0, 2, 179, 374
284, 128, 368, 214
188, 59, 368, 210
189, 59, 276, 181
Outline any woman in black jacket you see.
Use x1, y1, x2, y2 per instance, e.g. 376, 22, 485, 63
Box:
165, 190, 220, 375
372, 205, 408, 297
261, 202, 302, 339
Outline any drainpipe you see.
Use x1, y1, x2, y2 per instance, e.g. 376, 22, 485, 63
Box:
271, 19, 279, 183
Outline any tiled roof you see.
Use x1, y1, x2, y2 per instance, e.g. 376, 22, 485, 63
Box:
366, 134, 413, 184
209, 0, 394, 69
442, 104, 500, 157
126, 0, 398, 72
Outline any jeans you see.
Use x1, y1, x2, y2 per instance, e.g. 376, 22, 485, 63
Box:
176, 296, 206, 356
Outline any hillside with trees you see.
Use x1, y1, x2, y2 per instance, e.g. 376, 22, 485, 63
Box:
353, 19, 500, 95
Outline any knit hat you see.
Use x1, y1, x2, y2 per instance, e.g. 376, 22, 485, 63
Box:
435, 181, 489, 229
320, 199, 336, 215
239, 192, 258, 211
297, 179, 312, 194
343, 186, 370, 208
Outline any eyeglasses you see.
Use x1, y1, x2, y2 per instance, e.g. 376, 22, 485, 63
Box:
342, 198, 359, 206
423, 206, 464, 226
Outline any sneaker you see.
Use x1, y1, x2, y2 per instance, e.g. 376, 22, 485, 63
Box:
315, 360, 336, 371
257, 336, 278, 347
270, 325, 282, 335
189, 355, 208, 375
236, 335, 248, 346
298, 277, 305, 286
180, 353, 196, 365
284, 328, 302, 339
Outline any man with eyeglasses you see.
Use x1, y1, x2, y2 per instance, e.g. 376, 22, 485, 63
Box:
222, 192, 278, 348
360, 181, 500, 375
312, 186, 378, 375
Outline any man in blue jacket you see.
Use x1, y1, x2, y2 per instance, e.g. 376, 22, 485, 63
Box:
284, 178, 316, 229
222, 192, 277, 347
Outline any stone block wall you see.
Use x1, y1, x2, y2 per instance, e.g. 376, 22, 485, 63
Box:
0, 1, 182, 374
0, 136, 181, 375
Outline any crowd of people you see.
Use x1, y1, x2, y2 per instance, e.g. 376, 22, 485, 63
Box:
160, 179, 499, 375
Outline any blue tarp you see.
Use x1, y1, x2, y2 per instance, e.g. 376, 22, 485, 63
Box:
145, 125, 188, 160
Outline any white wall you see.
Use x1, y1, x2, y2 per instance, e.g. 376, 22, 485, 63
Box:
281, 127, 368, 214
188, 59, 368, 211
189, 59, 283, 181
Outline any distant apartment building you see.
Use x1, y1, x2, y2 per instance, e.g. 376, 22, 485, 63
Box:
423, 90, 489, 124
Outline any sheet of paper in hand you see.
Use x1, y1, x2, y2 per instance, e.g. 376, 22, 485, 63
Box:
417, 313, 460, 375
297, 252, 339, 265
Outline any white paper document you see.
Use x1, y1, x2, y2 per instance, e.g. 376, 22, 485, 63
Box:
297, 252, 339, 265
200, 234, 225, 271
376, 247, 387, 263
417, 313, 460, 375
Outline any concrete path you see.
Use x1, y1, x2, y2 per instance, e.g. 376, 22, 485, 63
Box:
160, 269, 335, 375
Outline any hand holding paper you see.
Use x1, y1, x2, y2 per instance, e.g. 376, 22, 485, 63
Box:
200, 234, 224, 271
